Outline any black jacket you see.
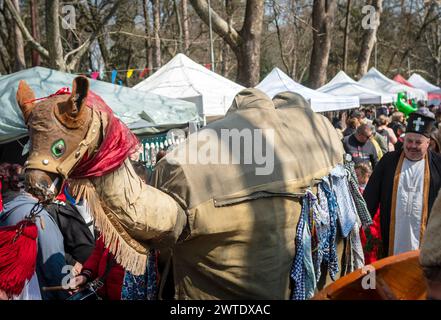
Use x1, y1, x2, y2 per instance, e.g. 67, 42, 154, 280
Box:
363, 150, 441, 257
45, 202, 96, 265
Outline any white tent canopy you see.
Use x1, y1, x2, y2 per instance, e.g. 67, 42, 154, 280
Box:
256, 68, 359, 112
358, 67, 428, 101
408, 73, 441, 94
0, 67, 199, 144
133, 53, 245, 118
319, 71, 395, 105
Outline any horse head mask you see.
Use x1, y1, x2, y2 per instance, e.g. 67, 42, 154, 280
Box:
16, 76, 98, 201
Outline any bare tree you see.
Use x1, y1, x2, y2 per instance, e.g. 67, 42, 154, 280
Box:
45, 0, 65, 70
30, 0, 41, 66
182, 0, 190, 54
355, 0, 383, 79
4, 0, 120, 71
342, 0, 352, 72
12, 0, 25, 71
151, 0, 161, 68
220, 0, 233, 77
142, 0, 153, 72
308, 0, 337, 88
190, 0, 264, 87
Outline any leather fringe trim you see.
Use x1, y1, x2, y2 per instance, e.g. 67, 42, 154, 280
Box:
70, 179, 147, 275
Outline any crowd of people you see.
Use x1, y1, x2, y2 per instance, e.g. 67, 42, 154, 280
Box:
335, 103, 441, 269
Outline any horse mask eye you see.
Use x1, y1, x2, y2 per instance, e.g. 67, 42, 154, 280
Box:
51, 139, 66, 158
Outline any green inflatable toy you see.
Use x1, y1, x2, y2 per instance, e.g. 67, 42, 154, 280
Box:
395, 92, 417, 116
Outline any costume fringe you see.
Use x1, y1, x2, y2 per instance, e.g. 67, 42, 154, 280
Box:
70, 179, 147, 276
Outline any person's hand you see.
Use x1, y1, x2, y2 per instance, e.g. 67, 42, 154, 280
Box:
69, 275, 88, 294
72, 261, 83, 276
0, 288, 10, 300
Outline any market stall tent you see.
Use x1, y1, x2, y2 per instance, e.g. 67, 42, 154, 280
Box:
133, 53, 245, 119
358, 68, 427, 101
256, 68, 359, 112
0, 67, 199, 144
408, 73, 441, 105
319, 71, 395, 105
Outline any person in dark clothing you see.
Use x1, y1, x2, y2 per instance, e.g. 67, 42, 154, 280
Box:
342, 123, 379, 169
44, 201, 95, 270
363, 109, 441, 258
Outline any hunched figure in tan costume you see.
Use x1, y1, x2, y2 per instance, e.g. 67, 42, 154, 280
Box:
17, 76, 348, 299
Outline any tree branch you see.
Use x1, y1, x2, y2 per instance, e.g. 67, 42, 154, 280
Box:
189, 0, 241, 50
64, 1, 122, 70
4, 0, 49, 59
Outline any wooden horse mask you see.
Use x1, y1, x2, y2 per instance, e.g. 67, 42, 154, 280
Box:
16, 76, 96, 201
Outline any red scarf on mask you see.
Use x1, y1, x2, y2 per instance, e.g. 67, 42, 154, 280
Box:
69, 91, 139, 179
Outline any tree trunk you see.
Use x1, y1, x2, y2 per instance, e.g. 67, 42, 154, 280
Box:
356, 0, 383, 79
45, 0, 66, 70
190, 0, 264, 87
182, 0, 190, 54
142, 0, 153, 73
220, 0, 233, 77
173, 0, 183, 52
343, 0, 352, 72
12, 0, 25, 71
151, 0, 161, 69
30, 0, 41, 66
308, 0, 337, 89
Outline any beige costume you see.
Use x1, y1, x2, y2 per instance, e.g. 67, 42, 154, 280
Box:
150, 89, 346, 299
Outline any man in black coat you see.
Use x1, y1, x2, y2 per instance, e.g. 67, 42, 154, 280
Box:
363, 109, 441, 258
45, 200, 95, 272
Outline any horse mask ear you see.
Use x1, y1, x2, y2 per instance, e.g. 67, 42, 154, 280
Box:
68, 76, 90, 115
55, 76, 91, 129
16, 80, 36, 123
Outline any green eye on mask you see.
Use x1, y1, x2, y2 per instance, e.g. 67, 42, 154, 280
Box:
51, 139, 66, 158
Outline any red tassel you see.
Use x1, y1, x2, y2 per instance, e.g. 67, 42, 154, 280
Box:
0, 220, 38, 297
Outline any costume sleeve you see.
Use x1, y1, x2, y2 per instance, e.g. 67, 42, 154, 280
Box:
35, 210, 69, 300
82, 237, 105, 280
363, 156, 385, 217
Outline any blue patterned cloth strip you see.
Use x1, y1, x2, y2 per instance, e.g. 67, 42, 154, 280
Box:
330, 165, 357, 238
291, 191, 318, 300
319, 178, 339, 281
349, 217, 365, 272
290, 194, 308, 300
121, 249, 158, 300
313, 184, 331, 281
303, 192, 317, 299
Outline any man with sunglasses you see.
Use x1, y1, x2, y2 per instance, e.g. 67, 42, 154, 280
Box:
342, 123, 379, 169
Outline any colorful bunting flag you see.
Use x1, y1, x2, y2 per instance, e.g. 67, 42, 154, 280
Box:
204, 63, 212, 70
91, 71, 99, 80
139, 68, 149, 79
127, 69, 134, 79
